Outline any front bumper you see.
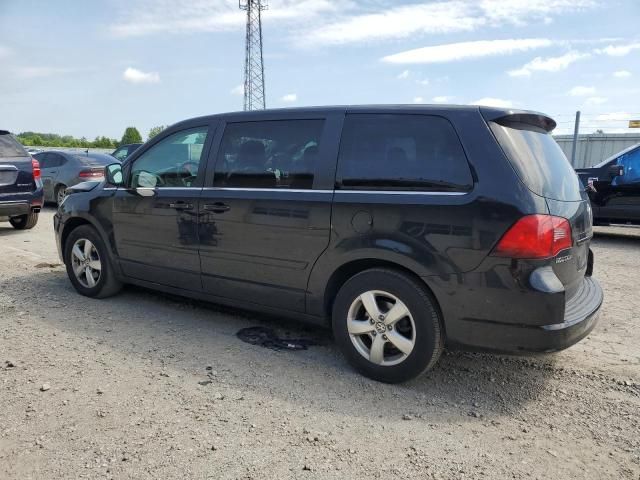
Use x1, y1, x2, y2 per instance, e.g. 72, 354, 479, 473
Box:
54, 213, 64, 262
445, 276, 603, 353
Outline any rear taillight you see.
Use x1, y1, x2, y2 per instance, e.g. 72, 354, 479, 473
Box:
79, 168, 105, 179
31, 157, 41, 180
491, 214, 572, 259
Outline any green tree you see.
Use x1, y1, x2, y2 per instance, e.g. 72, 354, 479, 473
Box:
148, 125, 166, 140
120, 127, 142, 146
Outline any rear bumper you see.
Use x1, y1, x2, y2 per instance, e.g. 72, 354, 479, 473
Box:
445, 276, 603, 353
0, 200, 31, 217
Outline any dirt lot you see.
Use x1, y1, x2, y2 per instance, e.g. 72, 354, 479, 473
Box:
1, 208, 638, 479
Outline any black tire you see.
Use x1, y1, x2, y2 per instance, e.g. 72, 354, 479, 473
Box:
9, 212, 39, 230
332, 268, 443, 383
64, 225, 122, 298
55, 184, 67, 206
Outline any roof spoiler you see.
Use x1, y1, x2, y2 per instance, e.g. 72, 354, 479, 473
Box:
480, 107, 556, 133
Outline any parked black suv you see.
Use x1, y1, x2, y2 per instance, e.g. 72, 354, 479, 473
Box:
576, 143, 640, 225
0, 131, 43, 229
54, 106, 602, 382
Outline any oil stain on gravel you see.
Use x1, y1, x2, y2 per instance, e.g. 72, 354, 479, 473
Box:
236, 326, 322, 351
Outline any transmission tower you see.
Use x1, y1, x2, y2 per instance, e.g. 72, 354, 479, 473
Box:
239, 0, 267, 110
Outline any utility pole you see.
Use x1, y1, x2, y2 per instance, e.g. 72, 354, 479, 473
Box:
239, 0, 267, 111
570, 110, 581, 167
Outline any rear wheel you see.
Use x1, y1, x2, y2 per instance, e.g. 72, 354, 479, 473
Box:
332, 268, 443, 383
64, 225, 122, 298
55, 184, 67, 206
9, 212, 39, 230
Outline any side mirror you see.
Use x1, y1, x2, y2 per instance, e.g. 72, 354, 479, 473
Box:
608, 164, 624, 178
105, 163, 124, 186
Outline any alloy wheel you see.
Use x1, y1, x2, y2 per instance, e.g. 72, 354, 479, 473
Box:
57, 187, 67, 205
70, 238, 102, 288
347, 290, 416, 366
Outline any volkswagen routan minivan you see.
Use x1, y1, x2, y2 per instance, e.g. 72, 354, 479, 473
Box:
54, 105, 603, 383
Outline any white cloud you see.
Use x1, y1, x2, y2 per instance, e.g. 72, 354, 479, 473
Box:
123, 67, 160, 84
304, 2, 482, 46
111, 0, 343, 37
396, 70, 410, 80
281, 93, 297, 103
302, 0, 597, 46
417, 78, 430, 86
480, 0, 597, 24
382, 38, 552, 64
413, 97, 425, 103
231, 84, 244, 95
585, 96, 607, 106
596, 42, 640, 56
507, 51, 589, 76
432, 96, 453, 103
569, 85, 596, 96
472, 97, 514, 108
613, 70, 632, 78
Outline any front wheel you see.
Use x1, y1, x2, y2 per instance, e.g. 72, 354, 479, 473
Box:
332, 268, 443, 383
9, 212, 39, 230
64, 225, 122, 298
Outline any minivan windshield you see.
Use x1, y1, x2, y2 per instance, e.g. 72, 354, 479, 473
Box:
490, 121, 583, 201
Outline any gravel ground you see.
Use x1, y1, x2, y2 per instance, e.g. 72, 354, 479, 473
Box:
1, 209, 639, 479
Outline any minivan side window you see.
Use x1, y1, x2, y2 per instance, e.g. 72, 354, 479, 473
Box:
214, 120, 324, 189
130, 127, 208, 188
336, 114, 473, 191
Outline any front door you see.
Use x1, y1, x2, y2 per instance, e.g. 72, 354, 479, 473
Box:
595, 148, 640, 222
198, 117, 335, 312
112, 125, 212, 291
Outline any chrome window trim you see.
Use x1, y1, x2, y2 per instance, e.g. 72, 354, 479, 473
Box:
104, 186, 467, 195
202, 187, 331, 193
200, 187, 467, 195
335, 189, 467, 196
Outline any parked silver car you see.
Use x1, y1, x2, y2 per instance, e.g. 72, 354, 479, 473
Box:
32, 151, 119, 205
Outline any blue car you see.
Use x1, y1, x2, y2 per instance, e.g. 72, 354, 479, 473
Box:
576, 143, 640, 225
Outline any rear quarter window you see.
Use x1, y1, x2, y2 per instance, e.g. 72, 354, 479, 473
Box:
489, 121, 583, 201
0, 132, 28, 157
336, 114, 473, 191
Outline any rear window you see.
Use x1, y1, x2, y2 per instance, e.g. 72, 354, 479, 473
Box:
0, 132, 28, 157
490, 121, 583, 201
336, 114, 473, 191
75, 154, 116, 165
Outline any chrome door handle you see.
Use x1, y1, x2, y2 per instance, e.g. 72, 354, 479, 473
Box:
203, 203, 230, 213
169, 202, 193, 209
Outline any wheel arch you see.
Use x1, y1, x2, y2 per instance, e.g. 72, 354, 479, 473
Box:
60, 215, 119, 271
319, 258, 444, 329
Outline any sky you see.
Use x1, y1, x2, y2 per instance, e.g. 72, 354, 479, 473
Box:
1, 0, 639, 140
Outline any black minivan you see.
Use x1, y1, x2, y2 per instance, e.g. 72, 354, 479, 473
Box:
54, 106, 602, 383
